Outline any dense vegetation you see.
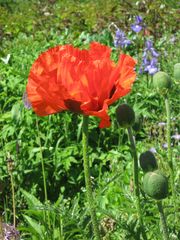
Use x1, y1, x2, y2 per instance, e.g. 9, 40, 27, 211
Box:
0, 0, 179, 239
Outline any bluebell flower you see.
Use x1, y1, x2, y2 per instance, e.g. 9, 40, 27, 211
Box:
145, 40, 153, 49
144, 40, 159, 57
3, 223, 20, 240
146, 59, 159, 75
140, 40, 159, 75
171, 134, 180, 141
162, 143, 168, 149
22, 91, 31, 109
162, 142, 173, 149
136, 16, 143, 24
151, 49, 159, 58
149, 147, 157, 154
170, 35, 176, 44
114, 29, 131, 48
158, 122, 166, 127
131, 16, 144, 33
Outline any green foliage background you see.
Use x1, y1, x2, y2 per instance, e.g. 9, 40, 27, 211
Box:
0, 0, 179, 239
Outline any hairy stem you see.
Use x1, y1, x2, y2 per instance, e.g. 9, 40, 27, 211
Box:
157, 201, 169, 240
0, 213, 3, 238
127, 127, 147, 240
146, 74, 149, 88
82, 116, 101, 240
165, 97, 176, 210
36, 118, 51, 228
36, 118, 48, 202
10, 171, 16, 227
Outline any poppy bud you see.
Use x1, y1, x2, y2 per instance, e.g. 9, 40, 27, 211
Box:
153, 71, 172, 91
132, 114, 143, 132
143, 170, 168, 200
139, 151, 158, 172
116, 104, 135, 128
174, 63, 180, 81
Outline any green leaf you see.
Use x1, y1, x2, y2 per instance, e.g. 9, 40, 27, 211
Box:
21, 189, 43, 208
23, 214, 44, 237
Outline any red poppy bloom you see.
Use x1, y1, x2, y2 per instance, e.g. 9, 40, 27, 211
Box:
26, 42, 136, 128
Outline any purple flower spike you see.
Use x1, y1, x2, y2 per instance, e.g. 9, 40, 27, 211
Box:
171, 134, 180, 140
131, 24, 142, 33
143, 57, 150, 65
158, 122, 166, 127
162, 143, 168, 149
149, 147, 157, 154
3, 223, 20, 240
140, 39, 159, 75
136, 16, 143, 24
114, 29, 131, 48
170, 35, 176, 44
151, 48, 159, 58
22, 91, 32, 109
131, 15, 144, 33
145, 40, 153, 50
148, 66, 158, 75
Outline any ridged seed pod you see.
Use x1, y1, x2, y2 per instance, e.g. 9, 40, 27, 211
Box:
153, 71, 172, 91
143, 170, 168, 200
174, 63, 180, 81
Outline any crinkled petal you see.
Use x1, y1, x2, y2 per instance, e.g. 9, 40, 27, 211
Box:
26, 42, 136, 128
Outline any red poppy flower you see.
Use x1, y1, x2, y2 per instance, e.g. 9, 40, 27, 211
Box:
26, 42, 136, 128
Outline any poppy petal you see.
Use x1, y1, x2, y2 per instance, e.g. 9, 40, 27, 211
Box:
26, 42, 136, 128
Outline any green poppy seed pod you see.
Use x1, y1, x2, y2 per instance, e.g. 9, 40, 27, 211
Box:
139, 151, 158, 172
132, 114, 143, 132
153, 71, 172, 91
116, 104, 135, 128
174, 63, 180, 81
143, 170, 168, 200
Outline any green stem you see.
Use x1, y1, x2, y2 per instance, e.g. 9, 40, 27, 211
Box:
82, 116, 101, 240
165, 97, 176, 208
127, 127, 147, 240
36, 118, 51, 228
146, 74, 149, 88
10, 171, 16, 227
59, 212, 63, 240
0, 215, 3, 238
157, 201, 169, 240
36, 118, 48, 202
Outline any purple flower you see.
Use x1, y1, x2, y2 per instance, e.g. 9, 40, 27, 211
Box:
170, 35, 176, 44
136, 16, 143, 24
131, 16, 144, 33
171, 134, 180, 141
131, 24, 142, 33
145, 40, 153, 49
145, 41, 159, 57
144, 58, 159, 75
162, 143, 173, 149
114, 29, 131, 48
148, 67, 158, 75
140, 40, 159, 75
3, 223, 20, 240
22, 91, 31, 109
146, 63, 159, 75
158, 122, 166, 127
151, 48, 159, 58
149, 147, 157, 154
162, 143, 168, 149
